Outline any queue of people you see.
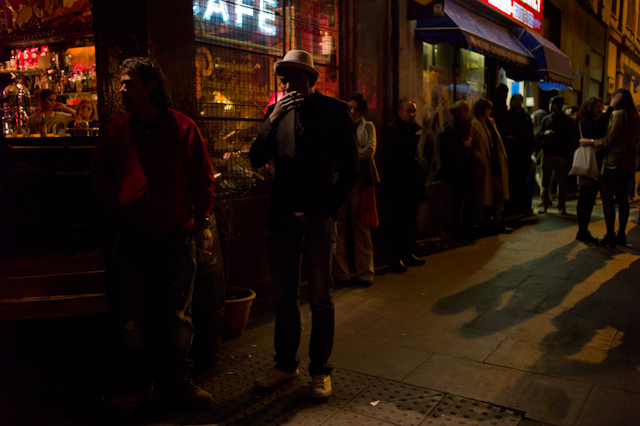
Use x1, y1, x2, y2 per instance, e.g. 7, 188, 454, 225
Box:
87, 49, 639, 415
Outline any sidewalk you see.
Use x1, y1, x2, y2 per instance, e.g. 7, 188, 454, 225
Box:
2, 198, 640, 426
200, 197, 640, 426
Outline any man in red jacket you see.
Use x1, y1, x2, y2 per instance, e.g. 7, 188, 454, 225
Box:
92, 57, 215, 411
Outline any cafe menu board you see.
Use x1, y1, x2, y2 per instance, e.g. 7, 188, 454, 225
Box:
474, 0, 543, 34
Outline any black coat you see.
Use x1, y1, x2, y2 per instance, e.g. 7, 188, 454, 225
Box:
438, 121, 475, 194
250, 90, 359, 228
384, 120, 428, 204
537, 112, 577, 159
504, 108, 534, 172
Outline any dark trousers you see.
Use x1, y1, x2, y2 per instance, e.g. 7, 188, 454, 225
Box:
266, 217, 335, 376
112, 230, 197, 387
577, 184, 599, 235
387, 198, 420, 262
449, 184, 476, 236
601, 171, 633, 237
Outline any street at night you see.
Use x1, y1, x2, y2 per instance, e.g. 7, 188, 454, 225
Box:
2, 195, 640, 426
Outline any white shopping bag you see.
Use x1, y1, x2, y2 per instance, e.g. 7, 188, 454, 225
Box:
569, 145, 599, 181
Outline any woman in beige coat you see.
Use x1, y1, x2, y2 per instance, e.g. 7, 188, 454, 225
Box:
333, 92, 379, 287
471, 99, 511, 233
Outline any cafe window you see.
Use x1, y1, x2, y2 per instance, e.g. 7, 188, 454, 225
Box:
193, 0, 342, 196
422, 43, 485, 133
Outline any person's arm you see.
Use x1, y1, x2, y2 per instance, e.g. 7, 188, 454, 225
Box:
188, 122, 215, 249
54, 102, 77, 118
328, 104, 359, 218
357, 121, 376, 161
603, 110, 626, 150
249, 105, 278, 168
91, 128, 118, 207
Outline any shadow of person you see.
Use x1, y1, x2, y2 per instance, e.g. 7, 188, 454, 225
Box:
431, 240, 614, 338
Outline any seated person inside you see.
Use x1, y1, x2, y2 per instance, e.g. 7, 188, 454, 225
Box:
27, 89, 76, 135
67, 100, 99, 130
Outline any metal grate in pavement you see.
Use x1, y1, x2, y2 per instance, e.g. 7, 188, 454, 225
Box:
226, 374, 339, 425
343, 378, 445, 426
324, 410, 399, 425
422, 394, 523, 425
326, 368, 377, 408
189, 352, 303, 424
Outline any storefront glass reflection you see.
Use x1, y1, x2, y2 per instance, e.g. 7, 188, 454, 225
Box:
193, 0, 341, 195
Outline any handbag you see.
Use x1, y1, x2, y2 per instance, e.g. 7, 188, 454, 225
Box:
569, 123, 600, 181
358, 186, 379, 228
569, 146, 599, 180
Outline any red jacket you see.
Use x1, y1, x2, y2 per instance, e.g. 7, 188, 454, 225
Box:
92, 109, 214, 236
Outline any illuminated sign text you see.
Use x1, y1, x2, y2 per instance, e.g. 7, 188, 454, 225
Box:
476, 0, 543, 34
196, 0, 277, 35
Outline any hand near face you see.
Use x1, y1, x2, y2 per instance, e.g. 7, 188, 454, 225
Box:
610, 93, 623, 109
269, 91, 304, 125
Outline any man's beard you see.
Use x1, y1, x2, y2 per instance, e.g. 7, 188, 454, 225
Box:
122, 94, 135, 112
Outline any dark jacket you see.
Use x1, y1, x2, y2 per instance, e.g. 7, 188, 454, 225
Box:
505, 108, 534, 171
537, 112, 577, 159
438, 121, 475, 193
384, 120, 428, 203
250, 90, 359, 228
579, 106, 614, 174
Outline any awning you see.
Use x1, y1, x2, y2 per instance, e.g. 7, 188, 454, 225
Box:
507, 28, 574, 89
414, 1, 533, 67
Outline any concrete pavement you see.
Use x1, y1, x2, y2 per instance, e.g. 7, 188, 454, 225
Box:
2, 197, 640, 426
212, 198, 640, 426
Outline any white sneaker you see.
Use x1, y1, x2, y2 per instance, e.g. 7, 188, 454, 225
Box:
310, 374, 332, 398
254, 368, 300, 388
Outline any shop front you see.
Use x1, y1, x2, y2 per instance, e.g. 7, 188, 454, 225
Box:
0, 0, 107, 320
401, 0, 573, 235
412, 0, 573, 116
191, 0, 348, 294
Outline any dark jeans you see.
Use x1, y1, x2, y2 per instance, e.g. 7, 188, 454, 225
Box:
577, 184, 599, 235
387, 198, 420, 262
600, 170, 633, 237
449, 183, 476, 236
266, 216, 336, 376
112, 230, 197, 386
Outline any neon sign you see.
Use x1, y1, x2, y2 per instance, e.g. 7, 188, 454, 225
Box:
476, 0, 543, 34
195, 0, 278, 35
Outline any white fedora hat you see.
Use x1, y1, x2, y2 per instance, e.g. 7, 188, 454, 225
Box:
274, 50, 320, 82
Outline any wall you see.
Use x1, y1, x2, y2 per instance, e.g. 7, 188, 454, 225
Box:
547, 0, 607, 105
93, 0, 196, 124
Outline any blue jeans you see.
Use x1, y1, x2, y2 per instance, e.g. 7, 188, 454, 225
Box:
112, 230, 197, 385
266, 216, 336, 376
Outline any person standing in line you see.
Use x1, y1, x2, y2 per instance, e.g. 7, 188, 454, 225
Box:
384, 100, 428, 274
249, 50, 358, 398
92, 57, 215, 411
536, 96, 577, 214
333, 92, 378, 288
471, 99, 511, 234
574, 94, 620, 243
584, 89, 640, 247
438, 100, 476, 238
504, 94, 535, 215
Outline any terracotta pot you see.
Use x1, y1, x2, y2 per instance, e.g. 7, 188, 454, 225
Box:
222, 287, 256, 339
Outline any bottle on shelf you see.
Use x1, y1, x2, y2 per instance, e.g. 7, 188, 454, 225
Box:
39, 113, 46, 137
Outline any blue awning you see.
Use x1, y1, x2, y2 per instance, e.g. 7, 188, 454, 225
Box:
507, 28, 574, 89
414, 1, 533, 67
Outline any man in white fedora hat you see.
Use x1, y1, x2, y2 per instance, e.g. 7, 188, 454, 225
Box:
250, 49, 358, 398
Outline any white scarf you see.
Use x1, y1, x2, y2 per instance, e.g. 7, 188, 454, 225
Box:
354, 117, 368, 148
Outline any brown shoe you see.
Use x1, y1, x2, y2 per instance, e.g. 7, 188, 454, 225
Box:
174, 379, 213, 408
109, 382, 154, 413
